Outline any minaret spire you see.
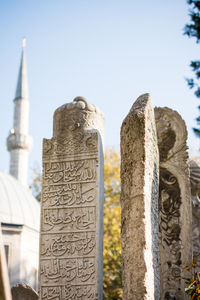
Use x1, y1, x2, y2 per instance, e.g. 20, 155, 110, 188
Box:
7, 39, 32, 186
15, 38, 28, 101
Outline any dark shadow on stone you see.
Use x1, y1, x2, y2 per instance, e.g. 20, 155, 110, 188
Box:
158, 127, 176, 162
151, 163, 160, 299
159, 167, 183, 300
11, 283, 38, 300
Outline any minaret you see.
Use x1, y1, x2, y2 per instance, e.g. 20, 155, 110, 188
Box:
7, 39, 32, 186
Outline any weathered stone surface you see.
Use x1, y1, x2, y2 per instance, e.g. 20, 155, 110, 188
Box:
11, 283, 38, 300
120, 93, 160, 300
39, 97, 104, 300
155, 107, 192, 300
0, 224, 12, 300
189, 160, 200, 200
189, 160, 200, 271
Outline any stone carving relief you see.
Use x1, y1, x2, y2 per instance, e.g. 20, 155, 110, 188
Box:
42, 182, 96, 207
53, 97, 104, 142
189, 160, 200, 271
155, 107, 192, 300
159, 167, 182, 298
39, 97, 104, 300
43, 132, 98, 158
42, 159, 97, 185
41, 285, 96, 300
189, 160, 200, 201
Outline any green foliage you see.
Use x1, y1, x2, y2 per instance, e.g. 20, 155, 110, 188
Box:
184, 0, 200, 135
184, 1, 200, 42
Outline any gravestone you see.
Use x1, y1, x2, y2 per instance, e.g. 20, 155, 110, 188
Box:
11, 283, 38, 300
120, 94, 160, 300
189, 160, 200, 271
38, 97, 104, 300
0, 223, 12, 300
155, 107, 192, 300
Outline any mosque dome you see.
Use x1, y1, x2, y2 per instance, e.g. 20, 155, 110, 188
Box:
0, 171, 40, 231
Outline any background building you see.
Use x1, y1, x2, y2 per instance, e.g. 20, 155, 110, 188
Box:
0, 40, 40, 290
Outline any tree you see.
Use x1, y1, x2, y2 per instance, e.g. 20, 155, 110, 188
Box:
30, 164, 41, 201
31, 148, 122, 299
184, 0, 200, 135
103, 149, 122, 299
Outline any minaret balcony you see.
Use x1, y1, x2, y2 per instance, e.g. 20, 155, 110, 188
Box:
7, 131, 32, 152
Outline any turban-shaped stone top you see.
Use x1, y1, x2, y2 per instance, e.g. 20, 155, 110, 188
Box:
53, 97, 104, 140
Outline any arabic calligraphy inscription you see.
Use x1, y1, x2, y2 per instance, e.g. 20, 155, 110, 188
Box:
39, 98, 104, 300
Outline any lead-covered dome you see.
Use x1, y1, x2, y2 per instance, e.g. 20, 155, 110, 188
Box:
0, 171, 40, 230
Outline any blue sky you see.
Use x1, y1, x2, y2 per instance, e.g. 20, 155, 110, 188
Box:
0, 0, 200, 183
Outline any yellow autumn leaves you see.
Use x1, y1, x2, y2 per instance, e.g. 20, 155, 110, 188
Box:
185, 261, 200, 299
103, 149, 122, 299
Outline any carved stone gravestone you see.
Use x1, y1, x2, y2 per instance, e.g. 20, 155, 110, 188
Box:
120, 94, 160, 300
189, 160, 200, 271
38, 97, 104, 300
155, 107, 192, 300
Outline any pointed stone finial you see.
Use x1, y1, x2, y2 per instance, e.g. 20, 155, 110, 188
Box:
22, 38, 26, 48
15, 38, 28, 100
